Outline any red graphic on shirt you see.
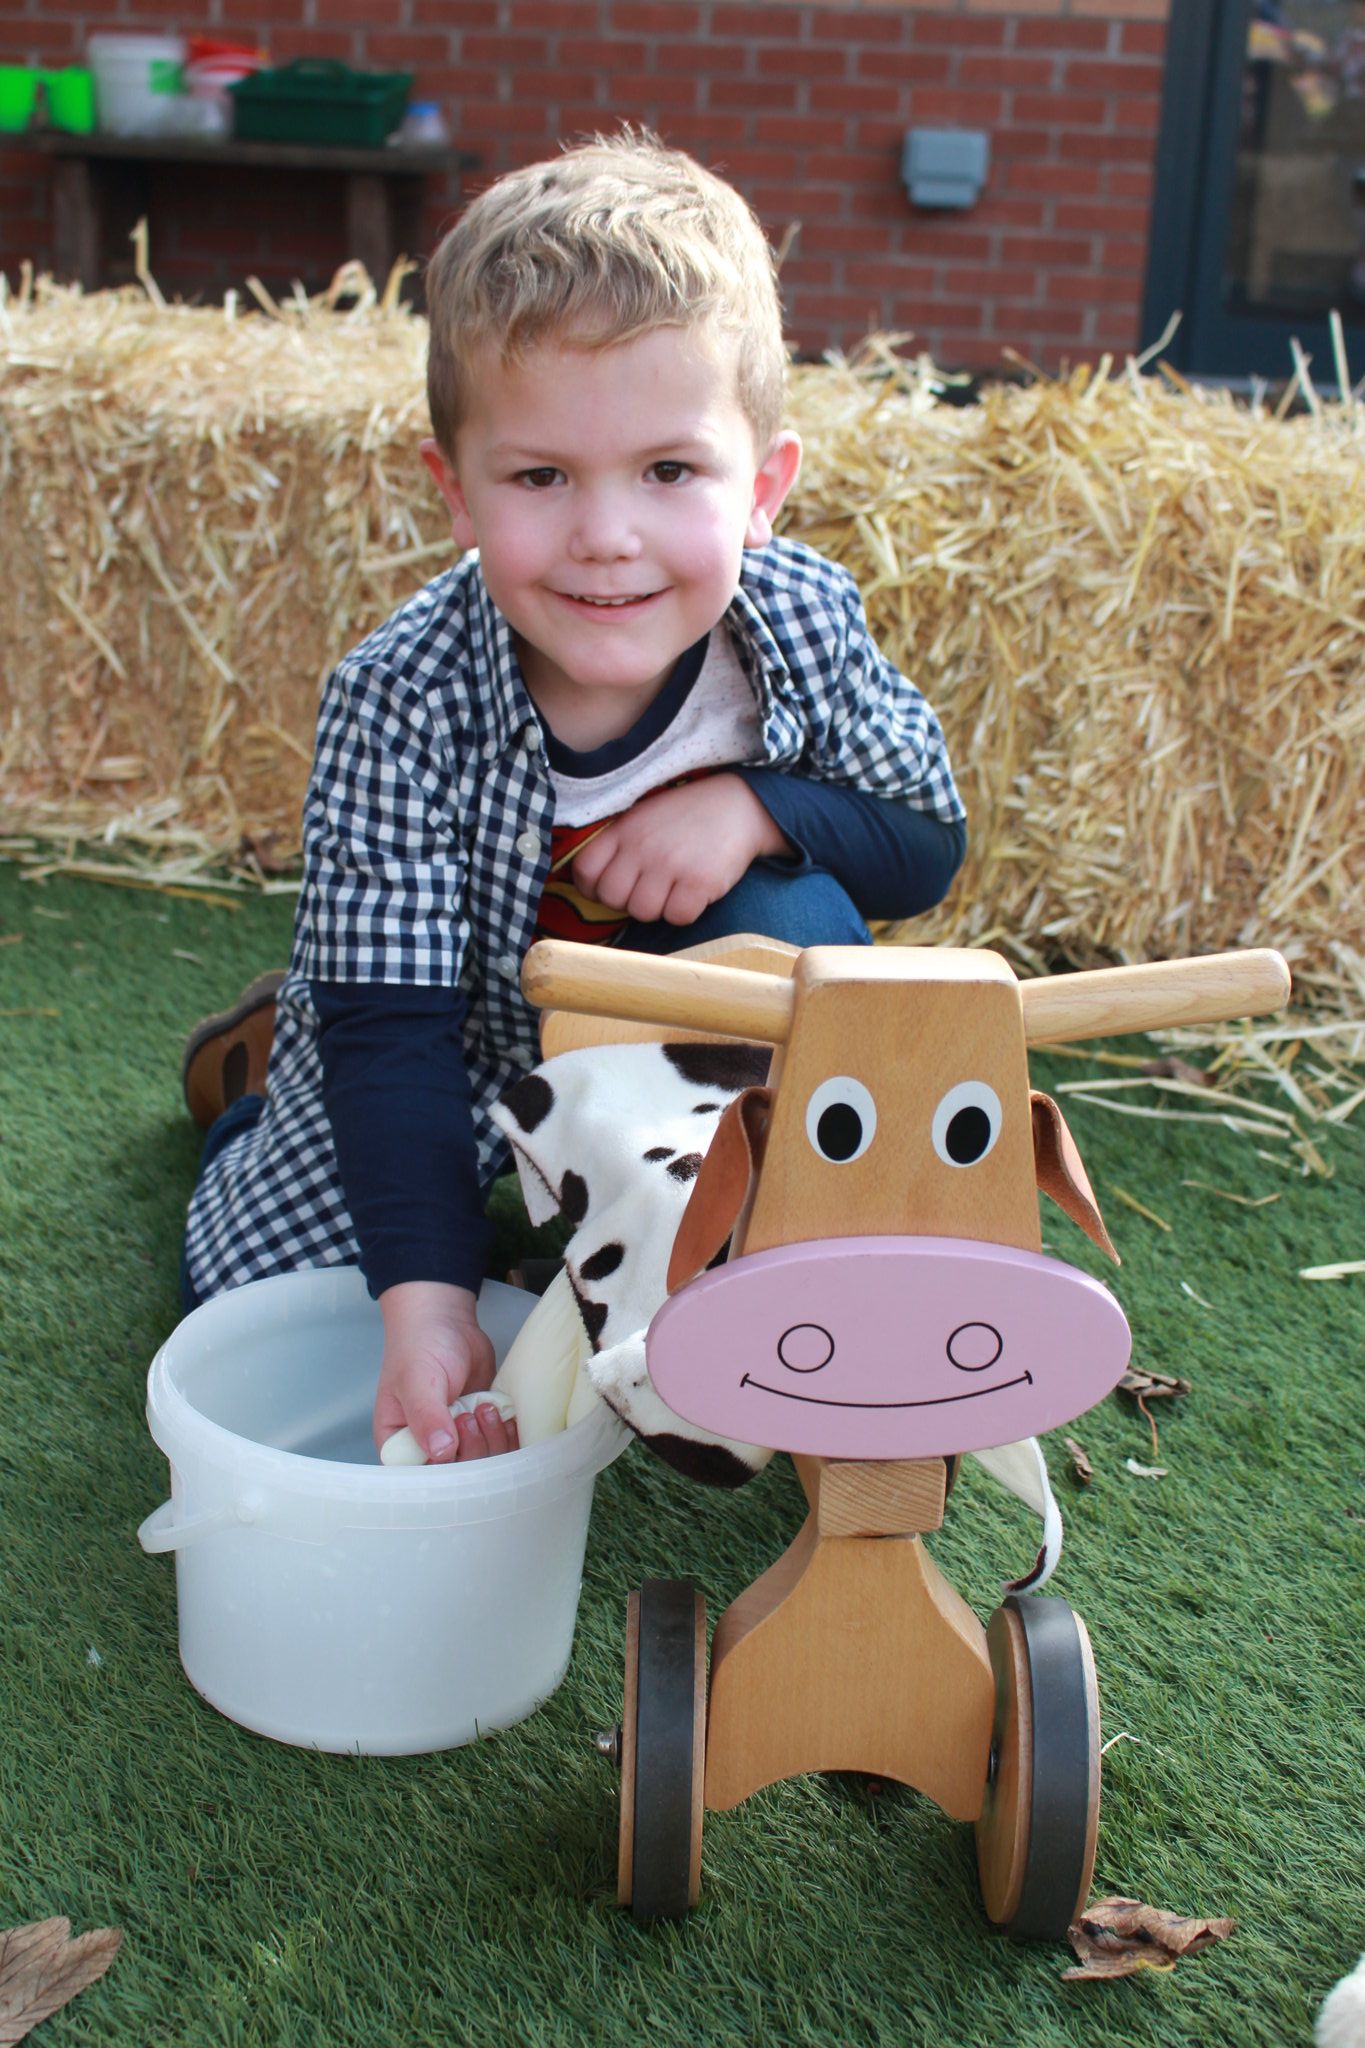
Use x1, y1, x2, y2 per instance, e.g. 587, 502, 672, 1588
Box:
537, 817, 627, 945
535, 767, 720, 946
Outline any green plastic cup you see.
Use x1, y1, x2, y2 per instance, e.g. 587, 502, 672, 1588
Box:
0, 65, 38, 132
43, 68, 96, 133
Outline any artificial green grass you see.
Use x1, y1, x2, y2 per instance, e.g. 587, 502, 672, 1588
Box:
0, 858, 1361, 2048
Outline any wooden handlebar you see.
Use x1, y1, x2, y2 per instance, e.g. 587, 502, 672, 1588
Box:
522, 942, 796, 1042
1017, 949, 1291, 1044
520, 940, 1291, 1047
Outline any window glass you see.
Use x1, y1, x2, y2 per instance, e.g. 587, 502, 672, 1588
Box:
1227, 1, 1365, 319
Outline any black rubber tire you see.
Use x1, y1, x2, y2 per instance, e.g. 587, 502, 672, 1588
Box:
975, 1593, 1101, 1941
620, 1579, 706, 1921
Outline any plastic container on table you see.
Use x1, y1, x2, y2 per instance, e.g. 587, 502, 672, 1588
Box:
41, 68, 96, 134
228, 59, 411, 148
0, 66, 38, 132
137, 1266, 630, 1755
0, 64, 96, 135
86, 33, 186, 138
184, 38, 265, 106
394, 99, 448, 146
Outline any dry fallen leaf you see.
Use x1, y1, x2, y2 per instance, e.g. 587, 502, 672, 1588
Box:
1119, 1367, 1193, 1403
1065, 1436, 1094, 1485
1064, 1896, 1235, 1981
0, 1918, 122, 2042
1118, 1365, 1193, 1456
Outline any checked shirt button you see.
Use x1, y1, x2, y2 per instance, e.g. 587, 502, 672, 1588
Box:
496, 952, 520, 979
515, 828, 542, 860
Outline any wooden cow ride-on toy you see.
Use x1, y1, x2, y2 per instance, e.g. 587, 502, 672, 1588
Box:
521, 935, 1291, 1935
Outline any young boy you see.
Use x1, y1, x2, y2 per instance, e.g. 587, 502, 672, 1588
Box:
181, 131, 967, 1468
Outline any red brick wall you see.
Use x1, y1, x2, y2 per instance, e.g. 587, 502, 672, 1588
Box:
0, 0, 1169, 369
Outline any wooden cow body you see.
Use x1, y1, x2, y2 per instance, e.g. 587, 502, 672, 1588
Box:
521, 934, 1291, 1866
630, 943, 1124, 1817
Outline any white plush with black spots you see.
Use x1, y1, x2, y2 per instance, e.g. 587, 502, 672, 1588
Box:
492, 1039, 775, 1488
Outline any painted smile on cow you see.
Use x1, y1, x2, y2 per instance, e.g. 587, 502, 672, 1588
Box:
737, 1316, 1030, 1407
738, 1371, 1034, 1409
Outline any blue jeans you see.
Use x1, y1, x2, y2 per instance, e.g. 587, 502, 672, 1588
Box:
182, 863, 867, 1313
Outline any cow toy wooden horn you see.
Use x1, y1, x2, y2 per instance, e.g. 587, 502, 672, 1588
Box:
520, 935, 1291, 1935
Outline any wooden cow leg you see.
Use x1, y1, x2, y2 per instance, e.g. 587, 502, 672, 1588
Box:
703, 1461, 995, 1818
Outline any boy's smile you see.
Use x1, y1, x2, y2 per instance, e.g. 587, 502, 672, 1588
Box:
422, 325, 801, 750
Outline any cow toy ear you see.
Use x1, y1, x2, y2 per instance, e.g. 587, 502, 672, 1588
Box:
666, 1086, 772, 1293
1030, 1090, 1120, 1264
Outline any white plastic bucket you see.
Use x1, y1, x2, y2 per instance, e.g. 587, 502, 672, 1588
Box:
139, 1267, 630, 1754
87, 34, 185, 137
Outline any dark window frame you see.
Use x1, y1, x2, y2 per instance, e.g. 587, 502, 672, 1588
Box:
1142, 0, 1360, 385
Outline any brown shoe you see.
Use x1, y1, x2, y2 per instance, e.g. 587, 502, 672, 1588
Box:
181, 970, 286, 1128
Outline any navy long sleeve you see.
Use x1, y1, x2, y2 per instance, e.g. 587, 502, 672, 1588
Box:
313, 981, 494, 1300
736, 769, 967, 920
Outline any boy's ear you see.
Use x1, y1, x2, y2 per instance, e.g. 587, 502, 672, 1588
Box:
420, 436, 477, 552
745, 430, 803, 548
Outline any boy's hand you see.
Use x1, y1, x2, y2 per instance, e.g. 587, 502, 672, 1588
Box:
374, 1281, 518, 1463
571, 774, 791, 927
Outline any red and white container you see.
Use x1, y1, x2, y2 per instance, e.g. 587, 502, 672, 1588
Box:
184, 38, 266, 108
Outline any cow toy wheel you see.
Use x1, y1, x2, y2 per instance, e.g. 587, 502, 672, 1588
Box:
975, 1594, 1100, 1940
617, 1579, 707, 1920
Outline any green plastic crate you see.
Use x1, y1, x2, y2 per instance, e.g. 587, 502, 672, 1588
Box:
229, 59, 411, 148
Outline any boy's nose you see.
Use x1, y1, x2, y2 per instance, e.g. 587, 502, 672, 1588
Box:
568, 488, 643, 563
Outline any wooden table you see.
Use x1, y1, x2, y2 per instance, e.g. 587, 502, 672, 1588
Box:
23, 129, 478, 292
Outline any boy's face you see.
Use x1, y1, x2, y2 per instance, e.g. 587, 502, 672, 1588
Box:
422, 324, 801, 738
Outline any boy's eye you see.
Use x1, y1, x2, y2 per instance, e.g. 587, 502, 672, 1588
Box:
517, 467, 562, 489
649, 461, 691, 484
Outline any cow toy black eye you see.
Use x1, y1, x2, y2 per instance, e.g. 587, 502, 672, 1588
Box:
805, 1076, 877, 1163
931, 1080, 1002, 1167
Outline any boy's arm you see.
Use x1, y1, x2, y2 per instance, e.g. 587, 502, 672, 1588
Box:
313, 982, 492, 1296
297, 633, 521, 1461
733, 769, 967, 920
314, 982, 505, 1462
570, 771, 964, 927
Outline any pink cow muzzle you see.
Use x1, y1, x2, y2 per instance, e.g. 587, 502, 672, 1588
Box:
646, 1235, 1132, 1460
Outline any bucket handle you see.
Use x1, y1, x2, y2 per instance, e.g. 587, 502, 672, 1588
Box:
137, 1489, 266, 1554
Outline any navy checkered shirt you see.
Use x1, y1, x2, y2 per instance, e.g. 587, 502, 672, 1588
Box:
183, 536, 964, 1301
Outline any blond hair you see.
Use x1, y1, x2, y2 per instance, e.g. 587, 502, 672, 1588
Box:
425, 130, 786, 455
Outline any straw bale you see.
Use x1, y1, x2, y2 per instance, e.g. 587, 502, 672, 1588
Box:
1, 277, 1362, 1004
0, 266, 436, 865
785, 346, 1365, 1007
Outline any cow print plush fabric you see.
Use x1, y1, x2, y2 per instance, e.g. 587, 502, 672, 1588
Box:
493, 1040, 775, 1488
